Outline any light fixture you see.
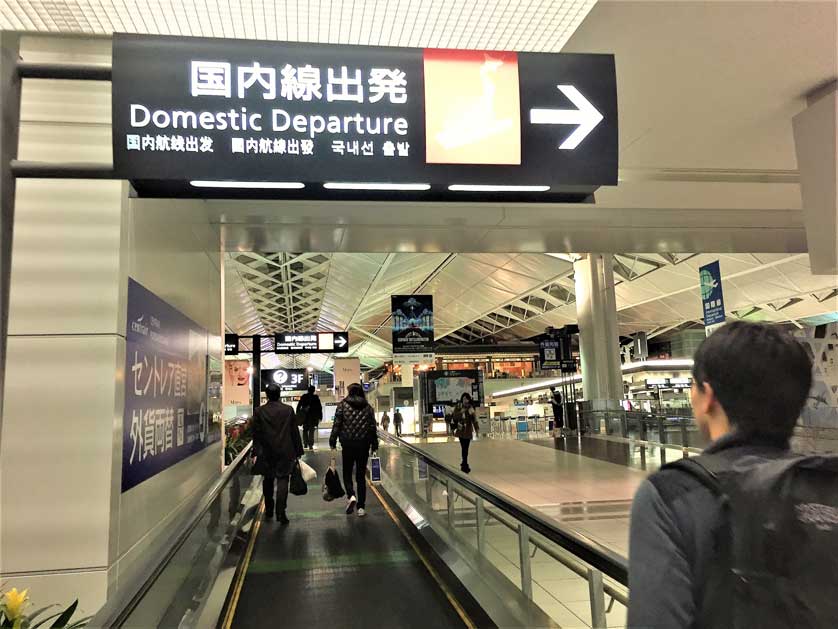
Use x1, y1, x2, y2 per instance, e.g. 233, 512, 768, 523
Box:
323, 182, 431, 191
448, 184, 550, 192
190, 180, 305, 189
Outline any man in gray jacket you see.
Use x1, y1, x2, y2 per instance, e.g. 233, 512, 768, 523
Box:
628, 321, 813, 627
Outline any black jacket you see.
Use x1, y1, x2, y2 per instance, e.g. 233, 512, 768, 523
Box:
329, 393, 378, 451
628, 432, 790, 629
251, 400, 304, 476
297, 392, 323, 427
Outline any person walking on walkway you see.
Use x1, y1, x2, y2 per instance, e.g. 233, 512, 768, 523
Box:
329, 383, 379, 517
297, 385, 323, 450
252, 383, 304, 525
452, 392, 480, 474
550, 387, 564, 431
393, 408, 404, 437
380, 411, 391, 433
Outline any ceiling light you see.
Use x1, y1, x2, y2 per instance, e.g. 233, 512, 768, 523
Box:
323, 182, 431, 191
448, 184, 550, 192
190, 180, 305, 189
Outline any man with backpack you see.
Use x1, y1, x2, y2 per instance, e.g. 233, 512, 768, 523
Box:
628, 321, 837, 628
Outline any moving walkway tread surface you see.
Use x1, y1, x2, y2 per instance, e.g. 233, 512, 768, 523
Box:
230, 450, 467, 628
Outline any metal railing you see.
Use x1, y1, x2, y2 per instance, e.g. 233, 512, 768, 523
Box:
377, 430, 628, 628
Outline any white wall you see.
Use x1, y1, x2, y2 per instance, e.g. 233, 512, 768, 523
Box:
0, 35, 223, 617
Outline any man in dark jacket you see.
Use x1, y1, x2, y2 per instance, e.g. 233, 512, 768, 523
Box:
252, 383, 304, 525
297, 385, 323, 450
628, 321, 813, 628
329, 383, 378, 517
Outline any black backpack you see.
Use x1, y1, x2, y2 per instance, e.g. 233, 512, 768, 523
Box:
668, 452, 838, 628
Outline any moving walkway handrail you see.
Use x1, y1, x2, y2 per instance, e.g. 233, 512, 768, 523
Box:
378, 431, 628, 584
89, 441, 253, 628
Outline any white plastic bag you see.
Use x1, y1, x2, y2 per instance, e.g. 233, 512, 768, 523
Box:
299, 459, 317, 483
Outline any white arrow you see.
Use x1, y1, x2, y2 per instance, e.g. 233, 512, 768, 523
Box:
334, 335, 347, 348
529, 85, 603, 150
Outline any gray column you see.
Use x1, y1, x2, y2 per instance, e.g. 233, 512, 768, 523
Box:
574, 254, 623, 403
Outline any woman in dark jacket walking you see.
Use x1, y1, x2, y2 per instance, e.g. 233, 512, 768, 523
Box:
452, 392, 480, 474
329, 383, 379, 517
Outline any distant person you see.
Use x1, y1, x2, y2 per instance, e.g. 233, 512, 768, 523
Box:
380, 411, 391, 432
330, 383, 378, 518
452, 393, 480, 474
550, 387, 564, 430
251, 383, 304, 525
628, 322, 838, 628
393, 408, 404, 437
297, 385, 323, 451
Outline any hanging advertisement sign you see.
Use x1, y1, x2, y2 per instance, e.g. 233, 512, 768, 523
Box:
699, 261, 726, 335
111, 34, 618, 202
333, 357, 361, 399
539, 339, 561, 370
392, 295, 434, 355
224, 359, 250, 406
122, 279, 219, 492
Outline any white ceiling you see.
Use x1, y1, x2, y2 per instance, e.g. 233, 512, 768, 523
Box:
227, 251, 838, 369
0, 0, 597, 51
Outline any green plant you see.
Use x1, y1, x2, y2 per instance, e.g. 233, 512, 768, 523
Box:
0, 588, 90, 629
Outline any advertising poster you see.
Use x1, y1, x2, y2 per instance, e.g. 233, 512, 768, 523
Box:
224, 359, 251, 406
334, 357, 361, 400
699, 261, 726, 335
123, 278, 219, 492
796, 323, 838, 429
392, 295, 434, 355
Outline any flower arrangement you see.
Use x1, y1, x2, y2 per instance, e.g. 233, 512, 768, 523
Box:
0, 588, 89, 629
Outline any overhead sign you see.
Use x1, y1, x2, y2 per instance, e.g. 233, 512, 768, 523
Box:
393, 352, 436, 367
261, 368, 307, 391
699, 261, 726, 336
111, 34, 618, 201
274, 331, 350, 354
645, 378, 670, 390
392, 295, 434, 355
224, 333, 239, 355
560, 358, 578, 374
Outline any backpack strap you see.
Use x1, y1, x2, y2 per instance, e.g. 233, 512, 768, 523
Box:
662, 453, 733, 499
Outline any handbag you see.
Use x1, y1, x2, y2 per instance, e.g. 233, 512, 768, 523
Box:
322, 454, 345, 501
289, 460, 308, 496
299, 459, 317, 483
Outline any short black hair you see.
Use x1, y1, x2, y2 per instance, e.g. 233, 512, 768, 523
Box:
692, 321, 812, 443
265, 383, 282, 401
307, 385, 315, 394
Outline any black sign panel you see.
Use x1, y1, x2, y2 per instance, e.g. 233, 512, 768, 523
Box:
261, 368, 307, 391
392, 295, 434, 354
224, 333, 239, 355
274, 331, 350, 354
539, 339, 561, 370
560, 358, 578, 374
112, 34, 617, 201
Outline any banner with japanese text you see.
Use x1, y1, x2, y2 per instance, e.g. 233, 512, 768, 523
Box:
122, 278, 219, 492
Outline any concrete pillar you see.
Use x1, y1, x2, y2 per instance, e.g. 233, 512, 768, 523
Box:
574, 254, 623, 403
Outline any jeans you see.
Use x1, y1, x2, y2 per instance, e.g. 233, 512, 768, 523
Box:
303, 425, 316, 448
460, 438, 471, 465
342, 442, 370, 509
263, 473, 290, 517
395, 424, 402, 437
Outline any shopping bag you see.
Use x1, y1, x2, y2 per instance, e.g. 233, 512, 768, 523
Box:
322, 454, 345, 501
299, 459, 317, 483
289, 461, 308, 496
369, 455, 382, 484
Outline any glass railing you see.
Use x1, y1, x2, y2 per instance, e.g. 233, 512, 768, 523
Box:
90, 444, 261, 628
377, 431, 629, 628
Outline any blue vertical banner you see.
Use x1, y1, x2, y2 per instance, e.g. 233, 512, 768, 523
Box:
699, 261, 726, 335
122, 278, 219, 492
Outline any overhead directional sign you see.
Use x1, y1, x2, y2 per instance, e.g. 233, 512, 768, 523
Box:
111, 35, 618, 201
274, 331, 350, 354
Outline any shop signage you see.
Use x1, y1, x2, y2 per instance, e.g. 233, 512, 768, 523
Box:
393, 352, 436, 367
699, 261, 726, 335
122, 278, 220, 492
111, 34, 618, 201
392, 295, 434, 354
274, 331, 349, 353
261, 368, 307, 391
539, 339, 561, 370
645, 378, 670, 390
224, 333, 239, 355
560, 358, 578, 374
